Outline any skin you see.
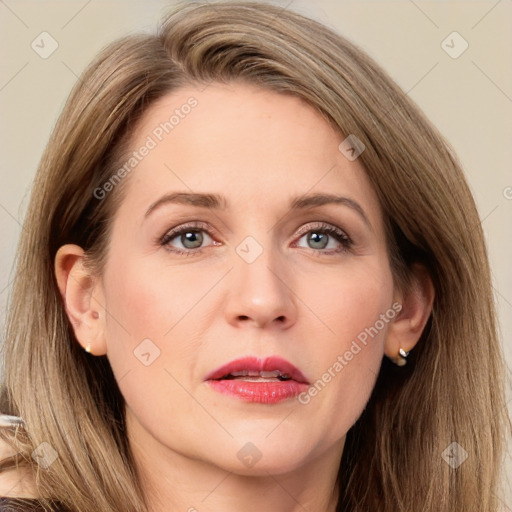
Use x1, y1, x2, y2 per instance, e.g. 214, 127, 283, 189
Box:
55, 82, 434, 512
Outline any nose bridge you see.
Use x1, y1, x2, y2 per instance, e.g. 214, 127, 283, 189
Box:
224, 233, 296, 328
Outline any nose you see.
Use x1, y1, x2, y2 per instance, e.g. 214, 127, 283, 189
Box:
224, 245, 297, 330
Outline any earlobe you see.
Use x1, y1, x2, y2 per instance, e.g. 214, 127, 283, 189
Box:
384, 263, 435, 364
54, 244, 107, 355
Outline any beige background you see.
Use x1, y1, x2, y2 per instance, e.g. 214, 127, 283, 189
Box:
0, 0, 510, 507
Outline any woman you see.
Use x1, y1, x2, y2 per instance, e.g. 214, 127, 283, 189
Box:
0, 1, 509, 511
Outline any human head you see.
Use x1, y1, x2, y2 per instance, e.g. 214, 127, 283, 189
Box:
0, 2, 507, 511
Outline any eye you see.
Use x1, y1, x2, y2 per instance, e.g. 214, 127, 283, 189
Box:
158, 221, 353, 256
294, 222, 353, 254
159, 221, 218, 256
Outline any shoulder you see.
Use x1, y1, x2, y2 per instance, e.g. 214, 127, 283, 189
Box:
0, 423, 39, 499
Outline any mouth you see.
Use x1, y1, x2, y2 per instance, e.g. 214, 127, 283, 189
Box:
204, 356, 309, 384
204, 356, 310, 404
219, 370, 295, 382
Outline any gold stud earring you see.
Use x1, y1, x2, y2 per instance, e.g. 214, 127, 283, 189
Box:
85, 342, 91, 353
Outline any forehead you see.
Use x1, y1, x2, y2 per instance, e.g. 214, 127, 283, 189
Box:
117, 81, 384, 229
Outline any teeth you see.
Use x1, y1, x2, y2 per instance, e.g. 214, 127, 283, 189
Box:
261, 370, 282, 378
224, 370, 292, 380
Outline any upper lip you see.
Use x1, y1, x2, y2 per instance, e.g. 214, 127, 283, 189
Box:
204, 356, 310, 384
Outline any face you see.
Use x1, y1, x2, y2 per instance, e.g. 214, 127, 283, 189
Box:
95, 81, 398, 476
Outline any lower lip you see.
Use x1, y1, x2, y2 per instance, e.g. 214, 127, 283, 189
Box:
206, 379, 309, 404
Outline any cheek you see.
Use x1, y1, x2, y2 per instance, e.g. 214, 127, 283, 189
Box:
102, 252, 217, 341
99, 257, 209, 436
304, 258, 394, 357
99, 255, 196, 376
297, 261, 394, 436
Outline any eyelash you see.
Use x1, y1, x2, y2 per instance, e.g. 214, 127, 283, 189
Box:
158, 221, 353, 257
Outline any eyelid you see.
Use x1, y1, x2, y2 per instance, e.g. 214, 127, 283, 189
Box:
294, 221, 349, 239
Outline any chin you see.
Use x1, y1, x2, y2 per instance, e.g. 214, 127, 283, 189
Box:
207, 431, 317, 476
226, 454, 309, 477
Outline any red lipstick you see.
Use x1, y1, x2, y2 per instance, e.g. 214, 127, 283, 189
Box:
204, 356, 310, 404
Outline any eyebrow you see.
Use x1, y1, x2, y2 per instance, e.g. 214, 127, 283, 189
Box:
144, 191, 372, 229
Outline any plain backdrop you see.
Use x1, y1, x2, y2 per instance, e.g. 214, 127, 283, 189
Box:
0, 0, 510, 507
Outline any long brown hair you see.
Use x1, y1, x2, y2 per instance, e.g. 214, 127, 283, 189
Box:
0, 2, 509, 511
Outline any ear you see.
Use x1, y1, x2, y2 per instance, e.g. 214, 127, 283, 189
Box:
384, 263, 435, 364
54, 244, 107, 356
